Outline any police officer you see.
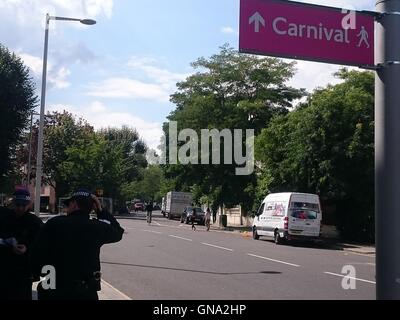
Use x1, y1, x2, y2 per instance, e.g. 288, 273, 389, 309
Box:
0, 187, 43, 300
30, 188, 124, 300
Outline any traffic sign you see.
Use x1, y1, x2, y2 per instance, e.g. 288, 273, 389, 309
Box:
240, 0, 375, 68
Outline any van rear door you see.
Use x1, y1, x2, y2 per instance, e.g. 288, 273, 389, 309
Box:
288, 201, 320, 237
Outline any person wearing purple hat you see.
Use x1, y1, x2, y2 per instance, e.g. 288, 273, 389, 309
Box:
30, 188, 124, 300
0, 187, 43, 300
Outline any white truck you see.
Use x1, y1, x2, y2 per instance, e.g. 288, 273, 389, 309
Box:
165, 191, 192, 220
253, 193, 322, 244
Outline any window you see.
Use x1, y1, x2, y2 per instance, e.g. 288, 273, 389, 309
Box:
291, 210, 318, 220
257, 203, 265, 216
291, 202, 320, 211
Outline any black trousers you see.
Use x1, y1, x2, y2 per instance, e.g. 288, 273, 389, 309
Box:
0, 279, 32, 301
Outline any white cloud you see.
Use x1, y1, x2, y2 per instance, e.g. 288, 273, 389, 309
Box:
18, 53, 43, 75
87, 77, 172, 102
287, 60, 343, 92
221, 26, 238, 35
0, 0, 111, 81
18, 52, 72, 90
127, 56, 190, 87
48, 102, 163, 150
87, 57, 191, 102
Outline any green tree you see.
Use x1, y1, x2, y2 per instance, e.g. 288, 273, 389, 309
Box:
98, 126, 148, 183
256, 69, 374, 242
163, 45, 304, 213
0, 45, 37, 186
122, 166, 164, 202
40, 111, 94, 201
60, 132, 132, 204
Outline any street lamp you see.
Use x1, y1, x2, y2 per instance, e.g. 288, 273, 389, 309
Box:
34, 14, 96, 216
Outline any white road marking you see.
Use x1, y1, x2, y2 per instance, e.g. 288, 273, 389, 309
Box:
169, 235, 193, 242
142, 230, 162, 234
101, 280, 132, 300
247, 253, 300, 267
202, 243, 234, 252
324, 272, 376, 284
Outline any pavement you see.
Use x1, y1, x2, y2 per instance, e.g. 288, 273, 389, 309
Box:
32, 280, 131, 300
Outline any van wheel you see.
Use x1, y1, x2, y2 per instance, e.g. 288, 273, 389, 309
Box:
274, 232, 282, 245
168, 214, 172, 220
253, 228, 260, 240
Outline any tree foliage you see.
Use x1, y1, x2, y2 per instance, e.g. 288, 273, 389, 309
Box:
256, 69, 374, 241
0, 44, 37, 184
163, 45, 304, 212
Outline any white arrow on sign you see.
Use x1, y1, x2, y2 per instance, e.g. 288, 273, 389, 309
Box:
249, 12, 265, 33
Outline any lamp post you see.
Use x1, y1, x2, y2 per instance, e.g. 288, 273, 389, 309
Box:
34, 14, 96, 216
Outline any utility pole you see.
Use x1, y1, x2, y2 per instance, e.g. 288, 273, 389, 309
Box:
375, 0, 400, 299
26, 111, 34, 187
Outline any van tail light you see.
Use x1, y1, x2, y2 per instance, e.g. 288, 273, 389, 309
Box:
284, 217, 289, 230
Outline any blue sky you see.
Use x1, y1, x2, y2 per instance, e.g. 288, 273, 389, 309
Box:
0, 0, 374, 149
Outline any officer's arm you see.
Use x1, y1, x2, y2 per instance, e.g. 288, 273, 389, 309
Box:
96, 209, 125, 244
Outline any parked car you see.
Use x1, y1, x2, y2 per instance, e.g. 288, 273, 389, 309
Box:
134, 202, 144, 211
253, 193, 322, 245
181, 207, 205, 225
153, 204, 161, 211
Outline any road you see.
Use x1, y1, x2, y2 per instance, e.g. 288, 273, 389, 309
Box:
100, 211, 375, 300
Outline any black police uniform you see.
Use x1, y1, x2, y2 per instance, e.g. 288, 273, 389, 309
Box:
0, 207, 44, 300
30, 208, 124, 300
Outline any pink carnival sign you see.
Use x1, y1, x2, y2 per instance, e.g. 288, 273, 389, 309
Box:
239, 0, 375, 67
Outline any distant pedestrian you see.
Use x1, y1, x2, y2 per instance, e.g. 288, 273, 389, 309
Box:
0, 187, 43, 300
212, 208, 217, 224
191, 208, 196, 231
30, 188, 124, 300
146, 201, 153, 224
205, 208, 211, 231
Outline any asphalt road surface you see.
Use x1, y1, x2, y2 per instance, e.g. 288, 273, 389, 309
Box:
100, 211, 375, 300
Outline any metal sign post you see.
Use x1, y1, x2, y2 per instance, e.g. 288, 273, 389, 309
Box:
375, 0, 400, 300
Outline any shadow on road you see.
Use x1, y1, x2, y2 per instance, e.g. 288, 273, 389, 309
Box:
101, 261, 282, 276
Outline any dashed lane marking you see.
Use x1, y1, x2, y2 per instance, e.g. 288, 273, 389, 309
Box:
202, 243, 234, 252
169, 235, 193, 242
247, 253, 300, 267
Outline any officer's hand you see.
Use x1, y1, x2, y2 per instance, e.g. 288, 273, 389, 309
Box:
13, 244, 27, 255
92, 195, 103, 212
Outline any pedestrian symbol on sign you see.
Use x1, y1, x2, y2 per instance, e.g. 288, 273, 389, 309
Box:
357, 26, 370, 48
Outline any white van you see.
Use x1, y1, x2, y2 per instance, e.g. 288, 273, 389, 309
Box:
253, 193, 322, 244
